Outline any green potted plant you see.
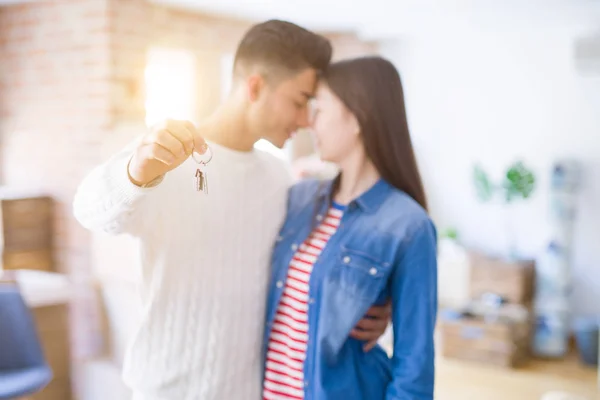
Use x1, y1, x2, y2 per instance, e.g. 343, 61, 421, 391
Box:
472, 160, 536, 259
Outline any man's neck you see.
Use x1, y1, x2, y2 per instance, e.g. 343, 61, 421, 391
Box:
199, 101, 256, 152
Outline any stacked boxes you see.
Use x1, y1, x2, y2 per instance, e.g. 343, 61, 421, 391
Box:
439, 251, 536, 367
0, 189, 54, 272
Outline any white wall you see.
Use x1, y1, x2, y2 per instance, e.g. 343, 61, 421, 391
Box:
381, 31, 600, 316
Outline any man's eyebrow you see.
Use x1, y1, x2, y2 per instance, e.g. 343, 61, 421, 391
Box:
301, 91, 312, 100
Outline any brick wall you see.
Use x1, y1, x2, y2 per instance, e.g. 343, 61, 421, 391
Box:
0, 0, 112, 361
0, 0, 377, 367
109, 0, 251, 128
107, 0, 378, 147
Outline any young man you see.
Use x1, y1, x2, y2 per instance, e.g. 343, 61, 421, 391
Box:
73, 20, 389, 400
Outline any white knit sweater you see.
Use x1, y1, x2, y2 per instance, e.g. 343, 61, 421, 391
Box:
73, 140, 292, 400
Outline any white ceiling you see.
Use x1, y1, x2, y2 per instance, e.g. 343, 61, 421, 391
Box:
1, 0, 598, 40
0, 0, 41, 4
151, 0, 600, 40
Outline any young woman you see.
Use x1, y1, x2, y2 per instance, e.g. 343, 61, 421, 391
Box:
262, 56, 438, 400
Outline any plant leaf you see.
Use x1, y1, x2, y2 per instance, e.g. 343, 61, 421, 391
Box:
473, 164, 494, 202
504, 161, 536, 201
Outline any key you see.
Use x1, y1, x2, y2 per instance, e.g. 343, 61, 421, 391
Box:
195, 169, 208, 194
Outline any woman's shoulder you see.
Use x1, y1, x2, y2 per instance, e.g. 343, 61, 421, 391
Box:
384, 187, 428, 218
287, 178, 325, 206
376, 186, 436, 242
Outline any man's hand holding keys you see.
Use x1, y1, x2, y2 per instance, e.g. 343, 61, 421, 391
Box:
128, 119, 207, 187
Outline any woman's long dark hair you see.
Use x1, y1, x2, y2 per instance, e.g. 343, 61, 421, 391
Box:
322, 56, 428, 211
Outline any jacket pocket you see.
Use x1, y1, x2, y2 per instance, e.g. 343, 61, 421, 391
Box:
330, 246, 391, 303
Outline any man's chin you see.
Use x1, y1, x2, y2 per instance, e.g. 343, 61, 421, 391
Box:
262, 137, 287, 150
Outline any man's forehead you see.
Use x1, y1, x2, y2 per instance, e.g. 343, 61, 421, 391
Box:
290, 68, 318, 94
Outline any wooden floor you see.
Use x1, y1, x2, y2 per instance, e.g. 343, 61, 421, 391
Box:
436, 353, 599, 400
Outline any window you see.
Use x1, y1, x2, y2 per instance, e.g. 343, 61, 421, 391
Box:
220, 53, 235, 102
145, 48, 196, 127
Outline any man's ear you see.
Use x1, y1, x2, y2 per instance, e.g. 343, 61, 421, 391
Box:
247, 74, 266, 103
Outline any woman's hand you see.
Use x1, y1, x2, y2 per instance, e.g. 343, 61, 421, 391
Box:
349, 300, 392, 351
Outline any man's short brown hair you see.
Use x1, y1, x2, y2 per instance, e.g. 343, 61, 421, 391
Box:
233, 20, 332, 82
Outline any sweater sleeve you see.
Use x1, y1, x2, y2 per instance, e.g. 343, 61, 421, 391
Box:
73, 138, 163, 237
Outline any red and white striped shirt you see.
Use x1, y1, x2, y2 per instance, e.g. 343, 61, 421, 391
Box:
263, 205, 344, 400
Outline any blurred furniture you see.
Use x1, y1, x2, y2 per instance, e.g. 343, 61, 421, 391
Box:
78, 279, 138, 400
437, 237, 471, 308
439, 251, 536, 368
532, 160, 581, 359
77, 233, 142, 400
469, 251, 535, 305
439, 307, 531, 367
0, 283, 52, 399
0, 189, 54, 272
572, 316, 599, 367
13, 270, 72, 400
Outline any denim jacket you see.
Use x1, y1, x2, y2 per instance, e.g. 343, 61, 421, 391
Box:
264, 177, 438, 400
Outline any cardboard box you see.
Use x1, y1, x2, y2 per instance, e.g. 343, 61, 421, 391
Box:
0, 193, 54, 272
2, 249, 54, 272
469, 251, 535, 305
440, 309, 532, 368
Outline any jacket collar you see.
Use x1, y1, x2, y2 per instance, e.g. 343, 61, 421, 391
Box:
316, 174, 393, 214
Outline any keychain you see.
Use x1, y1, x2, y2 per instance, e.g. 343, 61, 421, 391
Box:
192, 144, 213, 194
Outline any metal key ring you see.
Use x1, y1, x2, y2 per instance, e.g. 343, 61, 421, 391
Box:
192, 144, 213, 166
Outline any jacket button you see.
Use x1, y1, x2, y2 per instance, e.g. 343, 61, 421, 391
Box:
276, 281, 283, 288
343, 256, 351, 264
369, 267, 378, 276
291, 244, 298, 251
316, 214, 323, 221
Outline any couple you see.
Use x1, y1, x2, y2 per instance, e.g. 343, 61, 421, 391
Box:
73, 19, 437, 400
